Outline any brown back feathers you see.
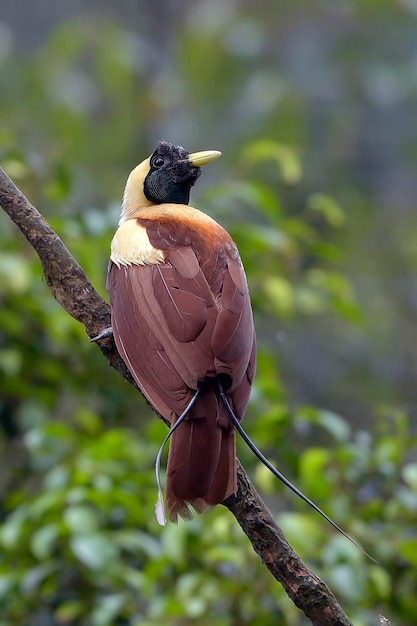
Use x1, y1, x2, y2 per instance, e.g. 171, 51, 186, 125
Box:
108, 204, 256, 521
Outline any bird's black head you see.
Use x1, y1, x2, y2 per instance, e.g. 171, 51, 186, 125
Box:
143, 141, 221, 205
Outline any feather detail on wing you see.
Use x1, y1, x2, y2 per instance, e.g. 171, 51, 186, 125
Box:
107, 254, 216, 421
212, 252, 256, 399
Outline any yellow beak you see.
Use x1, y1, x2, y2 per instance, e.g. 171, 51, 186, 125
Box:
188, 150, 222, 167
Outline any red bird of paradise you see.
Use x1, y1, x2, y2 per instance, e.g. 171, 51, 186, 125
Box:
105, 141, 373, 560
107, 141, 256, 523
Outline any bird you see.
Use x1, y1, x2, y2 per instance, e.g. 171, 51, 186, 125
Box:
104, 141, 374, 560
107, 141, 256, 523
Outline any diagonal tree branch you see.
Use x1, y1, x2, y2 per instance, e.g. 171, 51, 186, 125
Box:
0, 166, 353, 626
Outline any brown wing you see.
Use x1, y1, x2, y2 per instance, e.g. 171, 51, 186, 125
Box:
108, 213, 256, 520
107, 246, 218, 423
225, 248, 257, 386
213, 251, 256, 390
137, 214, 256, 419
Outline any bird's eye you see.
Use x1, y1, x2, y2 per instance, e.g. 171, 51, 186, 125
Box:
152, 156, 165, 168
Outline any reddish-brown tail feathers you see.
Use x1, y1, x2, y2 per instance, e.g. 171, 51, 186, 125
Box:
166, 379, 236, 522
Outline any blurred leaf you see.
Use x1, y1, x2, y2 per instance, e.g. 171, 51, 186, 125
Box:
90, 593, 127, 626
307, 193, 346, 228
231, 224, 294, 256
305, 269, 362, 321
399, 538, 417, 566
207, 180, 282, 221
21, 562, 58, 594
254, 461, 280, 494
31, 524, 60, 560
54, 600, 86, 622
299, 447, 331, 499
402, 463, 417, 490
74, 407, 103, 435
0, 348, 22, 376
263, 275, 295, 318
28, 489, 65, 518
44, 161, 72, 202
295, 285, 326, 315
64, 505, 100, 534
114, 530, 161, 558
242, 139, 302, 184
70, 533, 118, 570
279, 513, 323, 555
368, 566, 391, 599
44, 466, 70, 490
295, 407, 351, 443
0, 574, 15, 598
0, 252, 31, 293
329, 564, 364, 602
323, 534, 366, 567
1, 508, 28, 549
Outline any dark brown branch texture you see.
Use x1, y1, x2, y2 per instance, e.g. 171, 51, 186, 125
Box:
0, 166, 354, 626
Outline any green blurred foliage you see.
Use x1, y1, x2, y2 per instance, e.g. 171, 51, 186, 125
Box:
1, 3, 417, 625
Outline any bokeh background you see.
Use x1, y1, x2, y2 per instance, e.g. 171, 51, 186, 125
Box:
1, 1, 417, 624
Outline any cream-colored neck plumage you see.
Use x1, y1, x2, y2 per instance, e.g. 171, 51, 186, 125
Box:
119, 157, 154, 224
110, 220, 165, 267
111, 156, 165, 267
